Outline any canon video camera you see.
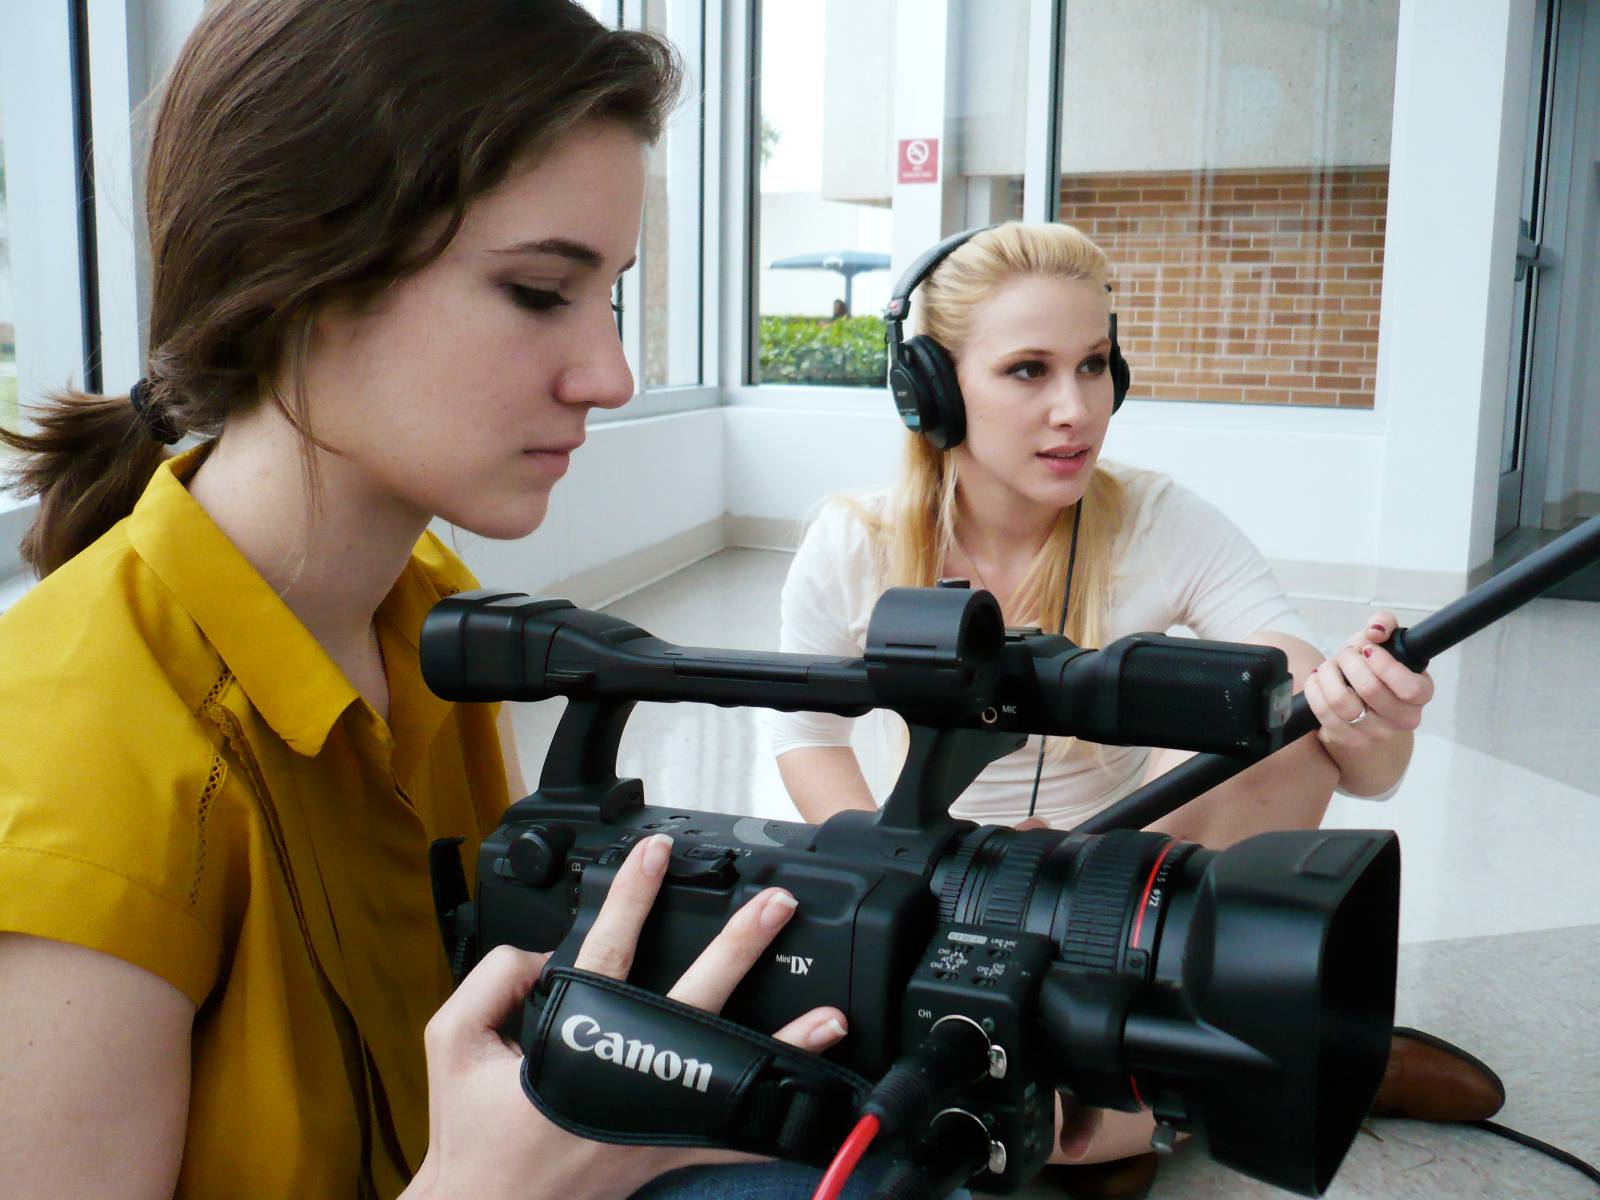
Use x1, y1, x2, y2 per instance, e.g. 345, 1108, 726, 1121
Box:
421, 583, 1399, 1198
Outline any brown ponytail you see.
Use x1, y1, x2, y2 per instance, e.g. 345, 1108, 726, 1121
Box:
1, 390, 168, 577
1, 0, 681, 579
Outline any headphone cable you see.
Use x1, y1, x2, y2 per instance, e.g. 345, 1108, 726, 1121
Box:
1466, 1120, 1600, 1189
1027, 500, 1084, 821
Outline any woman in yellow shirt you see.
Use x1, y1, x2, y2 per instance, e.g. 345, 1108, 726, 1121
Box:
0, 3, 847, 1197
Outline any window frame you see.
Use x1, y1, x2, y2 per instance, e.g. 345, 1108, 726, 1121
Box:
726, 0, 1396, 436
0, 2, 100, 515
735, 0, 1059, 394
596, 0, 718, 423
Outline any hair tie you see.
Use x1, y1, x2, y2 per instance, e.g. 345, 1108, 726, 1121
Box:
128, 378, 183, 445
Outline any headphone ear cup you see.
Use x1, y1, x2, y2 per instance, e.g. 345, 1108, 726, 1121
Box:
904, 335, 965, 450
1109, 343, 1131, 413
888, 355, 935, 439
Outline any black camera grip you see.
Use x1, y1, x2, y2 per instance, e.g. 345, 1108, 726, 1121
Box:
521, 968, 872, 1162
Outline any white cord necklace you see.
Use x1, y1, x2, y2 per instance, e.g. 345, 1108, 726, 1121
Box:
950, 532, 1000, 601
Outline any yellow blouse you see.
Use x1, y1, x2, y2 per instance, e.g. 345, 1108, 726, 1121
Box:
0, 447, 510, 1197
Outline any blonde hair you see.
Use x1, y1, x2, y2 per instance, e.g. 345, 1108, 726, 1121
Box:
848, 222, 1130, 760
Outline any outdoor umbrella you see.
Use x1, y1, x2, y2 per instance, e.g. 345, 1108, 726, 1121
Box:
768, 249, 892, 315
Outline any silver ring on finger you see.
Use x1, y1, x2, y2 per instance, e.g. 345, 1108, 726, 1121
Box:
1345, 705, 1369, 726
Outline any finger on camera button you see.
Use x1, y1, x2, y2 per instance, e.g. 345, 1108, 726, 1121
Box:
573, 835, 672, 979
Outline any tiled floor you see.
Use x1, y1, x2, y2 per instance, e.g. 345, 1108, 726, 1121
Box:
503, 548, 1600, 1200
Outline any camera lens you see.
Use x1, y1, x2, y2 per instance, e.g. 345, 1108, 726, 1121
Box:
928, 823, 1400, 1196
933, 827, 1182, 975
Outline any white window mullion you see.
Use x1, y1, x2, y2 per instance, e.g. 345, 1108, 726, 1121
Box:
620, 0, 646, 390
1022, 0, 1063, 225
86, 0, 143, 393
699, 0, 722, 389
664, 0, 705, 387
718, 0, 753, 388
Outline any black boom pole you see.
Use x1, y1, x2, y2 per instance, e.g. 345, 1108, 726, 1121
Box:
1073, 512, 1600, 835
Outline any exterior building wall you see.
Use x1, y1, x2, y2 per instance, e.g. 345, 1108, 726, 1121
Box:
1064, 167, 1388, 408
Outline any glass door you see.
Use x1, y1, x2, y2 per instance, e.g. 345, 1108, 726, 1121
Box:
1497, 0, 1562, 541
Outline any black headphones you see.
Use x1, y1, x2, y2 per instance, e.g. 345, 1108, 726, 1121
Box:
884, 226, 1131, 450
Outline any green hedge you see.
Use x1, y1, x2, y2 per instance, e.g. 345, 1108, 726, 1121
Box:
0, 374, 17, 437
758, 315, 886, 387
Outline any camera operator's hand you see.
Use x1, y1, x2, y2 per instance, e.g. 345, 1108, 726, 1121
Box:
403, 835, 849, 1200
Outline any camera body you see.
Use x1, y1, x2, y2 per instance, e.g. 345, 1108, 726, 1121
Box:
445, 797, 1397, 1194
473, 800, 1059, 1184
424, 586, 1398, 1195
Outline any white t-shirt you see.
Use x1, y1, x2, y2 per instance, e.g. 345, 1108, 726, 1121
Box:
766, 461, 1323, 829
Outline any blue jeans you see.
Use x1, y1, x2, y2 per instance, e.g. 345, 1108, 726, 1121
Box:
628, 1158, 973, 1200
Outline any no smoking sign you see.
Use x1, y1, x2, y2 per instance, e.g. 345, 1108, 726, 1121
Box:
897, 137, 939, 184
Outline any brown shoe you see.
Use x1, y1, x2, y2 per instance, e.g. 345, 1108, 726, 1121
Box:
1042, 1152, 1160, 1199
1371, 1026, 1506, 1121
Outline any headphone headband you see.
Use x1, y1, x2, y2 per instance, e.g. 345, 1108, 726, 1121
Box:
884, 225, 995, 348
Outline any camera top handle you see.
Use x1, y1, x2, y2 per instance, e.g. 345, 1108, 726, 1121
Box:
1076, 511, 1600, 835
422, 586, 1011, 829
421, 586, 1003, 714
422, 585, 1294, 834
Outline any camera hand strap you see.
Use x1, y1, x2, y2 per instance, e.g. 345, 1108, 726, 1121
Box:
521, 968, 872, 1163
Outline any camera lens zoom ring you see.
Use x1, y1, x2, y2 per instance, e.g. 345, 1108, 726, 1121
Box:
1059, 832, 1154, 973
984, 833, 1055, 929
938, 830, 996, 925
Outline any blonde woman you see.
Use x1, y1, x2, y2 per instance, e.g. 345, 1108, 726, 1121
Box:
768, 223, 1504, 1195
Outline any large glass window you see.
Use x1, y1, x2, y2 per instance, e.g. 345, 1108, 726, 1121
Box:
1058, 1, 1400, 409
751, 0, 1034, 387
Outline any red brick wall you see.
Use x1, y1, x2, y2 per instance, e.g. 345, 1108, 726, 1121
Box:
1059, 168, 1388, 408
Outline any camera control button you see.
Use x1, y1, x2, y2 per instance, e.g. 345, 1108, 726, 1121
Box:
507, 825, 576, 886
665, 848, 737, 886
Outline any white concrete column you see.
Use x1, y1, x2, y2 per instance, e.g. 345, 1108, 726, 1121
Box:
889, 0, 956, 283
1373, 0, 1535, 598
